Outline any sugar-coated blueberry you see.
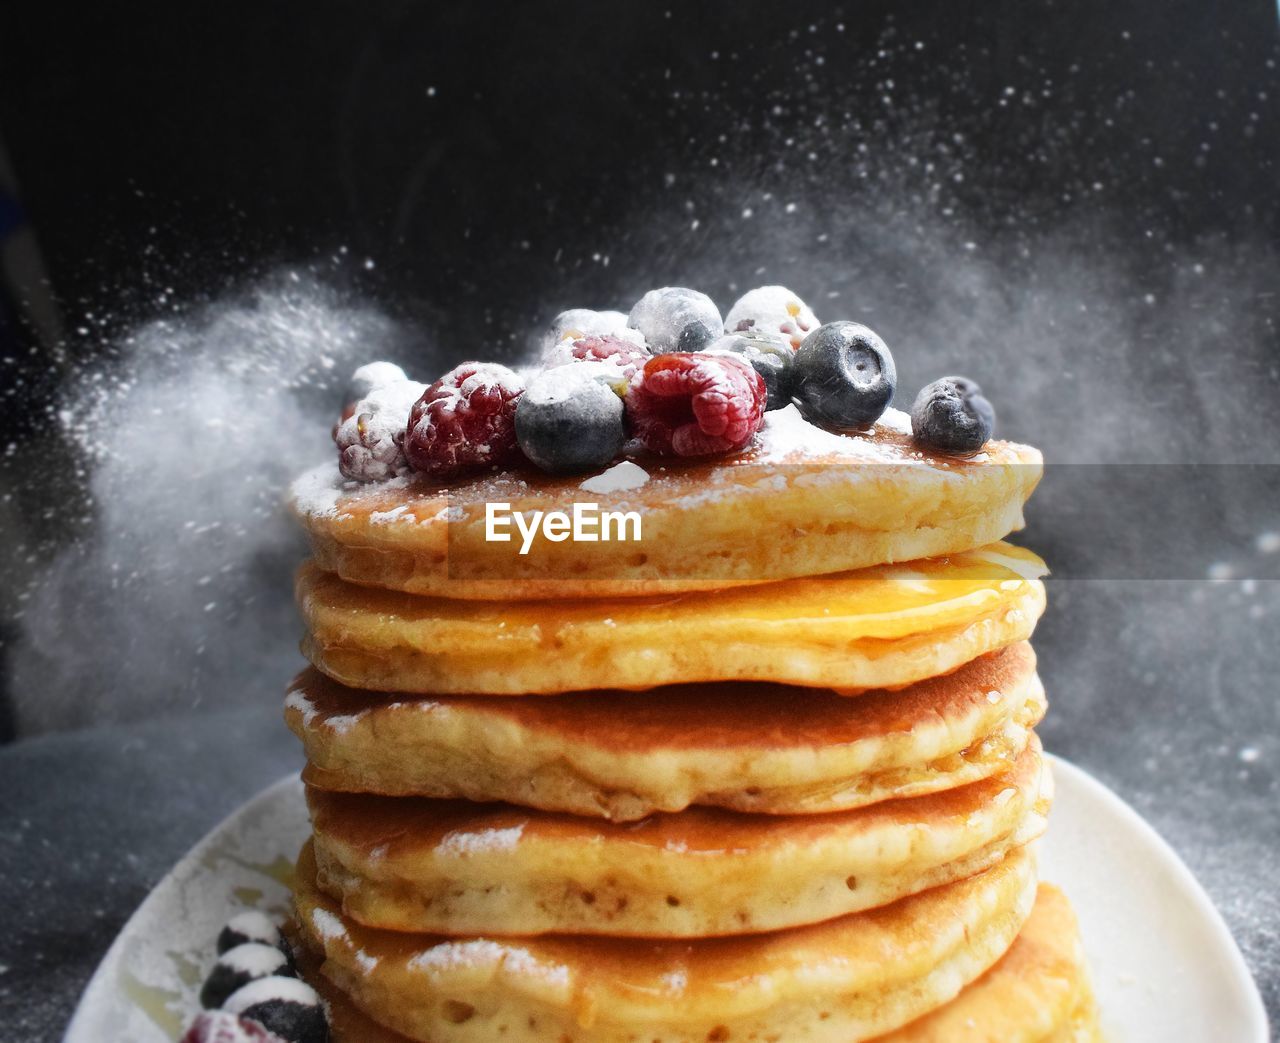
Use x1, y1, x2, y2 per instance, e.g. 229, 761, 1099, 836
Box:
791, 322, 896, 429
723, 286, 819, 349
910, 376, 995, 453
224, 977, 328, 1043
515, 365, 626, 474
217, 912, 283, 956
706, 333, 795, 411
200, 943, 292, 1010
628, 287, 722, 354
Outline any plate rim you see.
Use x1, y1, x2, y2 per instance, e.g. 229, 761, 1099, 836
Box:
1043, 754, 1269, 1042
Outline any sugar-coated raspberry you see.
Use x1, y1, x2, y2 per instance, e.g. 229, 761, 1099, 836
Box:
180, 1010, 286, 1043
625, 352, 766, 456
339, 361, 409, 422
403, 363, 526, 479
541, 308, 646, 357
333, 379, 426, 482
565, 335, 650, 380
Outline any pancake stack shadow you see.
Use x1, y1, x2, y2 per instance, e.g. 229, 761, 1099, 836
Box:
282, 430, 1101, 1041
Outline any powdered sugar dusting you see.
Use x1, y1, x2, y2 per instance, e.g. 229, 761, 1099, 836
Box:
219, 943, 288, 978
369, 503, 415, 524
283, 688, 318, 727
437, 823, 526, 856
224, 976, 320, 1015
323, 711, 368, 735
407, 940, 570, 987
754, 404, 916, 462
580, 460, 650, 494
310, 907, 348, 944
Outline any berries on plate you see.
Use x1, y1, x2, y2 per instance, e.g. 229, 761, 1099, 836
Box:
516, 364, 627, 475
910, 376, 995, 454
626, 352, 766, 456
223, 977, 328, 1043
791, 321, 896, 430
541, 308, 646, 358
628, 287, 722, 354
200, 943, 293, 1010
333, 379, 426, 482
180, 1010, 288, 1043
723, 286, 819, 350
217, 912, 283, 956
403, 363, 526, 480
706, 333, 795, 412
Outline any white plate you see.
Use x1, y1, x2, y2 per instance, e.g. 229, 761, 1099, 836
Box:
65, 755, 1269, 1043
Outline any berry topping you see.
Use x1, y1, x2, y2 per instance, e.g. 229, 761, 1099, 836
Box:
723, 286, 819, 350
180, 1011, 287, 1043
338, 361, 409, 422
542, 308, 646, 358
516, 365, 627, 475
224, 977, 328, 1043
403, 363, 526, 480
706, 333, 795, 411
910, 376, 995, 454
626, 352, 766, 456
333, 379, 426, 482
627, 287, 722, 354
559, 334, 650, 381
200, 943, 293, 1010
217, 912, 283, 956
791, 321, 897, 430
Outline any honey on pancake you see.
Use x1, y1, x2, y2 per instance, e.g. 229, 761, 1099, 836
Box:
296, 542, 1047, 695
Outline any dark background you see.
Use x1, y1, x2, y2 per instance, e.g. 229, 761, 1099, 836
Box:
0, 1, 1278, 1039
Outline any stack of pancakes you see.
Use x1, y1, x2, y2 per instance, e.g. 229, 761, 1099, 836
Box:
284, 406, 1100, 1041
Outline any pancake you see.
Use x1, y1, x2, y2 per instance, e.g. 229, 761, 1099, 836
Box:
290, 643, 1045, 820
297, 542, 1047, 695
307, 740, 1048, 938
291, 841, 1038, 1043
288, 884, 1095, 1043
292, 404, 1043, 601
875, 884, 1098, 1043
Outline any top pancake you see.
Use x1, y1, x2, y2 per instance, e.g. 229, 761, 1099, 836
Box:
293, 405, 1042, 600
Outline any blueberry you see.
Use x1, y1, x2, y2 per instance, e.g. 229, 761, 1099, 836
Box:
706, 333, 794, 411
515, 364, 626, 474
200, 943, 292, 1009
628, 287, 722, 354
791, 322, 896, 429
224, 977, 328, 1043
217, 912, 282, 956
675, 319, 719, 353
910, 376, 995, 453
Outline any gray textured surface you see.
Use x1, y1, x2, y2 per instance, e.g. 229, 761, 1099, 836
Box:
1, 576, 1278, 1041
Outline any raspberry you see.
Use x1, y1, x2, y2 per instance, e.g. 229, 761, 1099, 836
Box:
403, 362, 526, 479
180, 1011, 285, 1043
625, 352, 766, 456
568, 335, 650, 380
333, 378, 425, 482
